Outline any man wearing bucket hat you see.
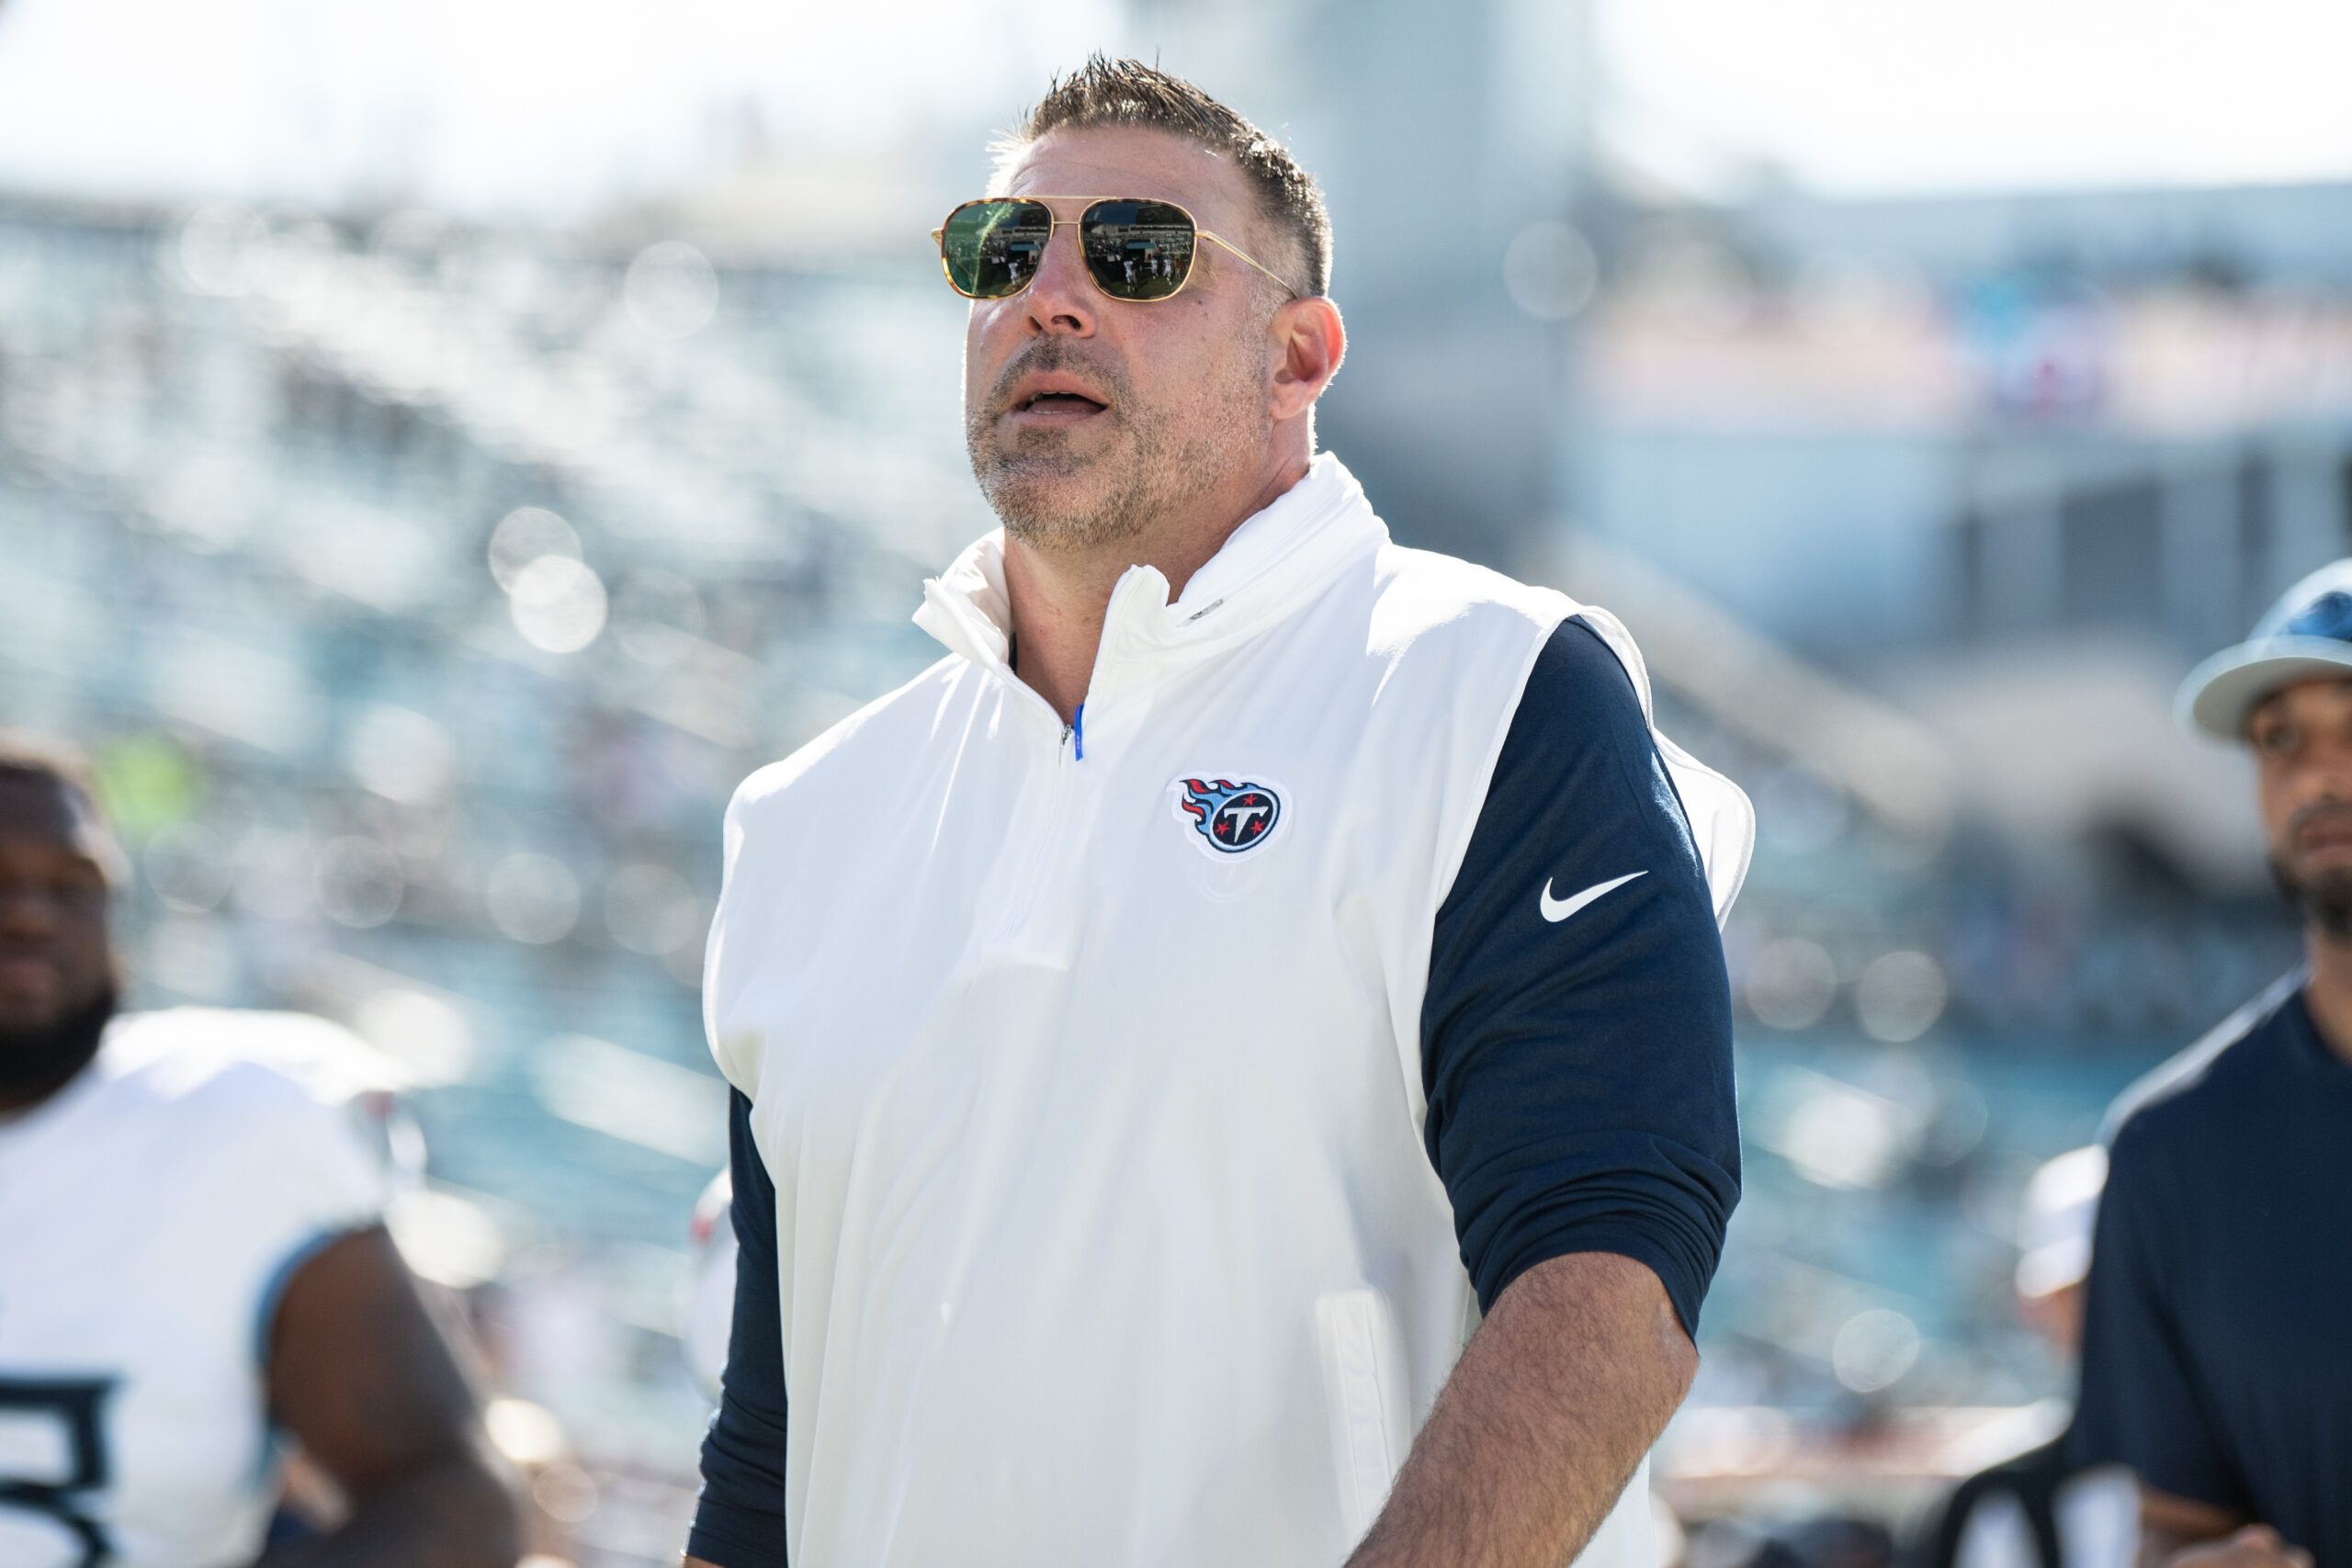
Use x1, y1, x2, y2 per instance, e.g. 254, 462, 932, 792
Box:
2068, 563, 2352, 1568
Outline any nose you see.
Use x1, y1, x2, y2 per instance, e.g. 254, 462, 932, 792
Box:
1017, 220, 1098, 339
2286, 764, 2352, 837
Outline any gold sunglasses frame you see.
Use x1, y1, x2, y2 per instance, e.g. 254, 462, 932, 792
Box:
931, 196, 1306, 304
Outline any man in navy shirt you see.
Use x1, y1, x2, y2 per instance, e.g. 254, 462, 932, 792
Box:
2072, 563, 2352, 1568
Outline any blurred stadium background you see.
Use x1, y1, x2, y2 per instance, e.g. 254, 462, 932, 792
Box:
4, 0, 2349, 1562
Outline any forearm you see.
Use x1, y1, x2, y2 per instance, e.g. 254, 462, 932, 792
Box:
261, 1227, 521, 1568
2143, 1522, 2209, 1568
255, 1451, 518, 1568
2133, 1489, 2296, 1568
1345, 1252, 1696, 1568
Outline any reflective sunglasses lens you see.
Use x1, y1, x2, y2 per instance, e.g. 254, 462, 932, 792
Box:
1080, 200, 1195, 301
942, 200, 1053, 299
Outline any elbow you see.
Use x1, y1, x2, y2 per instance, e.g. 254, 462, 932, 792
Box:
391, 1446, 524, 1568
453, 1449, 526, 1568
1606, 1249, 1704, 1410
1657, 1300, 1700, 1405
1496, 1248, 1703, 1413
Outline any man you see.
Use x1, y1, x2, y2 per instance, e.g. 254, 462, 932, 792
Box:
2070, 562, 2352, 1568
0, 737, 516, 1568
1915, 1147, 2134, 1568
686, 57, 1750, 1568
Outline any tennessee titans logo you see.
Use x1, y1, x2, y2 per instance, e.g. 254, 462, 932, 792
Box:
1177, 777, 1282, 854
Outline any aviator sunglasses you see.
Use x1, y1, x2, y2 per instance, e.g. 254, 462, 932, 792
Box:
933, 196, 1305, 304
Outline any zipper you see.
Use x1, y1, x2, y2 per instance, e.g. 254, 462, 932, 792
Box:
992, 701, 1085, 943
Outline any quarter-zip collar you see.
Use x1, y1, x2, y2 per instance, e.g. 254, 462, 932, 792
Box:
914, 453, 1387, 700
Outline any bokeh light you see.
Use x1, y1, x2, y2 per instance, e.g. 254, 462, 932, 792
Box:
508, 556, 610, 654
1744, 937, 1838, 1030
1832, 1309, 1923, 1393
625, 242, 719, 341
1504, 221, 1600, 321
315, 835, 405, 929
1854, 950, 1949, 1042
485, 852, 583, 944
347, 704, 458, 807
488, 505, 583, 591
605, 863, 704, 957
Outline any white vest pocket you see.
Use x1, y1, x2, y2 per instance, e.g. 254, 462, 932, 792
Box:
1315, 1288, 1412, 1543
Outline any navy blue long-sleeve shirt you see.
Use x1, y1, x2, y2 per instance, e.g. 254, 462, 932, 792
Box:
1421, 615, 1739, 1334
686, 1090, 788, 1567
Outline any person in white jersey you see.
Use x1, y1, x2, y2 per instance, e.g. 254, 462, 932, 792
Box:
0, 736, 516, 1568
685, 56, 1752, 1568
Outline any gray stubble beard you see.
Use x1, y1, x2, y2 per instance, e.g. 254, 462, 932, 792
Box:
966, 347, 1271, 556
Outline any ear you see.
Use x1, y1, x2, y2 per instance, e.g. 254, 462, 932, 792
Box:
1268, 295, 1345, 423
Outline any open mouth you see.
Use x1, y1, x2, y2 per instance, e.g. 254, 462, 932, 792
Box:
1011, 390, 1110, 421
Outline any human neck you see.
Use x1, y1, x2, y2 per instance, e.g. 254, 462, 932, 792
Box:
2301, 929, 2352, 1066
1001, 453, 1308, 722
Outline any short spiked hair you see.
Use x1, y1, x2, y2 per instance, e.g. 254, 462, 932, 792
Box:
998, 55, 1332, 299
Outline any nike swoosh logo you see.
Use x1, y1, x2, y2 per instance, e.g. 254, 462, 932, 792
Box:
1539, 870, 1647, 922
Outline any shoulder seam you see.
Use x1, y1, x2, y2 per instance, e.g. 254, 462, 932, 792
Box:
1424, 610, 1570, 919
2100, 970, 2302, 1143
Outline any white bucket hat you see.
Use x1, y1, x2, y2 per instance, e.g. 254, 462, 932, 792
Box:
2179, 559, 2352, 741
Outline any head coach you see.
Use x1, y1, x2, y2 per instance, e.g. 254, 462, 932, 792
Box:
2072, 565, 2352, 1568
681, 57, 1753, 1568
